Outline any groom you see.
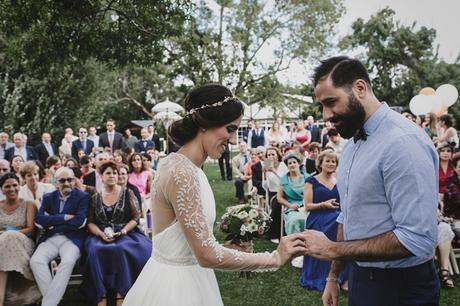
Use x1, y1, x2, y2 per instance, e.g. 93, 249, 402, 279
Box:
302, 56, 439, 306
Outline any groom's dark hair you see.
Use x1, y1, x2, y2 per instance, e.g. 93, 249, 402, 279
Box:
312, 56, 372, 90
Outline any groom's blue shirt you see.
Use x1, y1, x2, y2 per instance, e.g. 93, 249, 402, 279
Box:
336, 103, 438, 268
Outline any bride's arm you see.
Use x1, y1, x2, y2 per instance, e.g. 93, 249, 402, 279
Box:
163, 160, 306, 271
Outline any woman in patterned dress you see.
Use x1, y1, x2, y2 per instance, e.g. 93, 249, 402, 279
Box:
0, 172, 41, 305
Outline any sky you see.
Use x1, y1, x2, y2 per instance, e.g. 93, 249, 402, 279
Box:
201, 0, 460, 85
279, 0, 460, 85
340, 0, 460, 63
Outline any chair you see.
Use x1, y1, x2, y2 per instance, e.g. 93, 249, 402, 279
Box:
450, 247, 460, 275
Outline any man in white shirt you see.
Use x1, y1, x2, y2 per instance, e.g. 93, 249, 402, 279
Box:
99, 119, 126, 151
88, 126, 100, 149
247, 120, 268, 148
35, 133, 58, 166
4, 132, 38, 161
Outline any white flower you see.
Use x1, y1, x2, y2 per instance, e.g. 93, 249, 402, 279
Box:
240, 224, 247, 236
248, 222, 258, 233
237, 211, 249, 219
248, 209, 258, 219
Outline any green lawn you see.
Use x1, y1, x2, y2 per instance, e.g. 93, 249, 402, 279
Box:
65, 162, 460, 305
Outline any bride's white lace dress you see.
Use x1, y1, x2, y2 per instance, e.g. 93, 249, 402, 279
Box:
123, 153, 280, 306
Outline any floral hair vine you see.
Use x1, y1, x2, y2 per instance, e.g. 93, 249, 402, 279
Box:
186, 96, 238, 115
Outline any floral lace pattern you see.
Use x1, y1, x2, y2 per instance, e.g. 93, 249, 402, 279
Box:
160, 153, 279, 272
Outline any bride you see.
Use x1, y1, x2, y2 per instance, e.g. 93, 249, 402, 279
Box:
123, 84, 306, 306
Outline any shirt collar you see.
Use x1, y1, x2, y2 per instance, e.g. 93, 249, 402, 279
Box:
363, 102, 389, 136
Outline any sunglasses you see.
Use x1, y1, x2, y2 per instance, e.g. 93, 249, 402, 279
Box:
79, 131, 87, 134
58, 178, 74, 184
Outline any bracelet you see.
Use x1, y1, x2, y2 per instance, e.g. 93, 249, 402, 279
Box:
326, 277, 339, 282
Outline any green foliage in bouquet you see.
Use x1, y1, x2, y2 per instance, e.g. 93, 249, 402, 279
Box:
219, 204, 272, 243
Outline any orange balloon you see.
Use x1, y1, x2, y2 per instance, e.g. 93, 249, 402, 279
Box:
419, 87, 436, 95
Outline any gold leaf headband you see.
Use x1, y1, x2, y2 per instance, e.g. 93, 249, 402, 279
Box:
186, 96, 239, 115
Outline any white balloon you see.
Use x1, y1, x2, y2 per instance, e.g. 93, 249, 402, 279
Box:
436, 84, 458, 107
429, 94, 443, 114
409, 95, 433, 115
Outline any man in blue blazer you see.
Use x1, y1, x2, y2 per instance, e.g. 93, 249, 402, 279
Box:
134, 127, 155, 153
30, 167, 89, 306
71, 127, 95, 160
4, 132, 38, 161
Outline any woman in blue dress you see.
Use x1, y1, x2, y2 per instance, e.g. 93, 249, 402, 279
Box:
277, 154, 309, 235
300, 150, 348, 291
78, 161, 152, 306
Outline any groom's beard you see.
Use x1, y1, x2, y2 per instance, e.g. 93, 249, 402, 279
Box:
329, 93, 366, 139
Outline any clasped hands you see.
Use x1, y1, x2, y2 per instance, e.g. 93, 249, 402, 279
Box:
276, 230, 336, 266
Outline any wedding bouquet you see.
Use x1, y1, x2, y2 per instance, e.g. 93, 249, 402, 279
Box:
220, 204, 272, 279
219, 204, 272, 243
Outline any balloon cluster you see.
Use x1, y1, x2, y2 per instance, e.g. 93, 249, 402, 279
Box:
409, 84, 458, 116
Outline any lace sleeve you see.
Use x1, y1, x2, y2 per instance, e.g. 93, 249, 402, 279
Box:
163, 155, 280, 272
126, 189, 140, 223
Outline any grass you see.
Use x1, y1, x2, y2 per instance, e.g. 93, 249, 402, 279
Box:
65, 162, 460, 305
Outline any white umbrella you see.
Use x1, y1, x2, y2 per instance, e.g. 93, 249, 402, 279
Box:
151, 98, 184, 113
153, 111, 182, 121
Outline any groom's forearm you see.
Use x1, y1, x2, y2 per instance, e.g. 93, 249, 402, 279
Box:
328, 224, 344, 277
329, 231, 413, 262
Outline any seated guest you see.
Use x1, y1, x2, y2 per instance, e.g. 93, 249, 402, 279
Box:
43, 155, 62, 184
277, 153, 309, 267
305, 142, 321, 175
277, 153, 309, 235
135, 128, 155, 153
64, 157, 79, 169
30, 167, 89, 306
325, 128, 346, 156
128, 153, 153, 201
0, 159, 11, 200
78, 161, 151, 306
113, 149, 126, 164
0, 173, 41, 305
232, 142, 250, 204
251, 148, 265, 201
147, 149, 160, 171
444, 152, 460, 220
118, 163, 142, 211
9, 155, 24, 175
438, 142, 454, 195
300, 150, 348, 291
19, 161, 55, 209
437, 212, 455, 288
263, 147, 288, 243
79, 155, 95, 181
83, 152, 110, 192
141, 153, 156, 177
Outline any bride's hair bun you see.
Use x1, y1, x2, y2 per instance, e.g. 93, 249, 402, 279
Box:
169, 84, 244, 147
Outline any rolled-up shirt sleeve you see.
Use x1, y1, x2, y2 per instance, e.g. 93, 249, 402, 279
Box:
382, 135, 438, 259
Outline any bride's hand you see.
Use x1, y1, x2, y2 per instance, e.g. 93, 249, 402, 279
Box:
274, 233, 307, 267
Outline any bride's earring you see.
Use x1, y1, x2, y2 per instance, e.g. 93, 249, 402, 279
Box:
201, 128, 206, 132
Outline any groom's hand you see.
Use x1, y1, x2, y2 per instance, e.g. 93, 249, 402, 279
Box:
302, 230, 336, 261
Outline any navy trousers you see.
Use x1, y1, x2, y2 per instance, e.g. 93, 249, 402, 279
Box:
348, 260, 440, 306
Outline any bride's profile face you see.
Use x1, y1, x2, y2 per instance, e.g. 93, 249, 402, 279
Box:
202, 115, 242, 159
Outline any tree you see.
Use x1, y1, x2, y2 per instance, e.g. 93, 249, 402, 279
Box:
170, 0, 344, 107
339, 7, 460, 106
0, 0, 191, 142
